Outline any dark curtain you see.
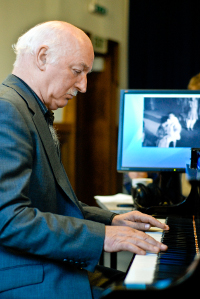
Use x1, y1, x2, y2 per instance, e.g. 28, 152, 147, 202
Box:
128, 0, 200, 89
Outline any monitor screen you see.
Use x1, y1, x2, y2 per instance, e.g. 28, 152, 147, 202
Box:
117, 89, 200, 172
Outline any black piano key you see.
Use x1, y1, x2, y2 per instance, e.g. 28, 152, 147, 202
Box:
152, 216, 197, 283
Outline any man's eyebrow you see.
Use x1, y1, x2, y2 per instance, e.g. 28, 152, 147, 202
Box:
81, 63, 92, 72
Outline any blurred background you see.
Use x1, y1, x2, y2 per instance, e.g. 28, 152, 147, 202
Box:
0, 0, 199, 206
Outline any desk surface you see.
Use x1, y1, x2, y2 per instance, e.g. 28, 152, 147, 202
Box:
95, 193, 135, 214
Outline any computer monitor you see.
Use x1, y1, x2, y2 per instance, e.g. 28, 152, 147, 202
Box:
117, 89, 200, 173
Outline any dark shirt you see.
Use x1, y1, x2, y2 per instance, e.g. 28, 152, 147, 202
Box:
13, 75, 60, 156
13, 75, 54, 125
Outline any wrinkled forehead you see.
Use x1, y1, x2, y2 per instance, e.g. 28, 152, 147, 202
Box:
63, 38, 94, 69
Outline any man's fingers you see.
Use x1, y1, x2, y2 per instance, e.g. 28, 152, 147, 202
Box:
118, 240, 157, 255
123, 219, 169, 232
135, 213, 170, 231
124, 213, 169, 232
135, 230, 168, 251
125, 236, 161, 254
104, 226, 168, 255
112, 211, 169, 231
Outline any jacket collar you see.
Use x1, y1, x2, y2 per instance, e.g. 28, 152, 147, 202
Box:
2, 75, 83, 213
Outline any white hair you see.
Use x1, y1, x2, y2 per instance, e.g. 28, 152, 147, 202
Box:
12, 21, 68, 66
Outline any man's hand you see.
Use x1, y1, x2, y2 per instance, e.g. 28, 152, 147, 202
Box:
103, 211, 169, 255
111, 211, 169, 231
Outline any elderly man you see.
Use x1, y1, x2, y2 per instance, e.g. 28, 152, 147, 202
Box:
0, 21, 168, 299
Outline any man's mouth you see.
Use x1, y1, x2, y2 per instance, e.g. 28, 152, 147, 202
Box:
66, 90, 78, 99
67, 94, 74, 99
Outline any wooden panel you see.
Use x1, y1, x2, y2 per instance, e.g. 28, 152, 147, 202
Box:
54, 122, 76, 189
55, 96, 77, 190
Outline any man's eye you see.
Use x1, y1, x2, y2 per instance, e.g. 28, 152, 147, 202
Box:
73, 69, 82, 75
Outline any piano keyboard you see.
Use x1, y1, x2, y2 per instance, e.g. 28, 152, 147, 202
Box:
124, 216, 199, 287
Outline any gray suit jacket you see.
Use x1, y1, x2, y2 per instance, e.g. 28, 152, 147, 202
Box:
0, 75, 115, 298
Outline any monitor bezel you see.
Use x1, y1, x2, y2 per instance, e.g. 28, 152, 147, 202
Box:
117, 89, 200, 173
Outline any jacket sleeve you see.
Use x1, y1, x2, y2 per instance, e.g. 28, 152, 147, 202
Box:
80, 202, 117, 225
0, 96, 105, 272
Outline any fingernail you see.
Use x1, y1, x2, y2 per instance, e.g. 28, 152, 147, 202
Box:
161, 244, 168, 250
145, 224, 150, 230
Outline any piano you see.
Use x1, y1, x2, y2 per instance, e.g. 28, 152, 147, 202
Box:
101, 163, 200, 298
102, 214, 200, 298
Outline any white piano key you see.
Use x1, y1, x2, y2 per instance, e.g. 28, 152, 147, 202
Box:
124, 219, 165, 286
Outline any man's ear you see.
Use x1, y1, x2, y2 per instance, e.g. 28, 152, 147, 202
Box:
35, 46, 49, 71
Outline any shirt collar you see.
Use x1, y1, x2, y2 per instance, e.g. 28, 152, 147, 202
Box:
13, 75, 54, 123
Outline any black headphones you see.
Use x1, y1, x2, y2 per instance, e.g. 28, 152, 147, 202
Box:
132, 182, 168, 212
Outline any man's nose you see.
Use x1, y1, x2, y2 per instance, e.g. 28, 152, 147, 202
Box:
75, 74, 87, 93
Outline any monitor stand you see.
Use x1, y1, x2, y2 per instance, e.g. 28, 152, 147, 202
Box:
144, 169, 200, 217
158, 171, 183, 205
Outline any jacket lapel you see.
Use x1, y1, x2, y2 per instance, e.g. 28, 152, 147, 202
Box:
2, 75, 83, 213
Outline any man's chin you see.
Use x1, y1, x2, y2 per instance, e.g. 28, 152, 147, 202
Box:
53, 99, 70, 110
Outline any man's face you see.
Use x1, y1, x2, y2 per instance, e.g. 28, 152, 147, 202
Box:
41, 45, 94, 110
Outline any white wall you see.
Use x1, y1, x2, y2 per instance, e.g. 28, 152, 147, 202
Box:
0, 0, 129, 90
